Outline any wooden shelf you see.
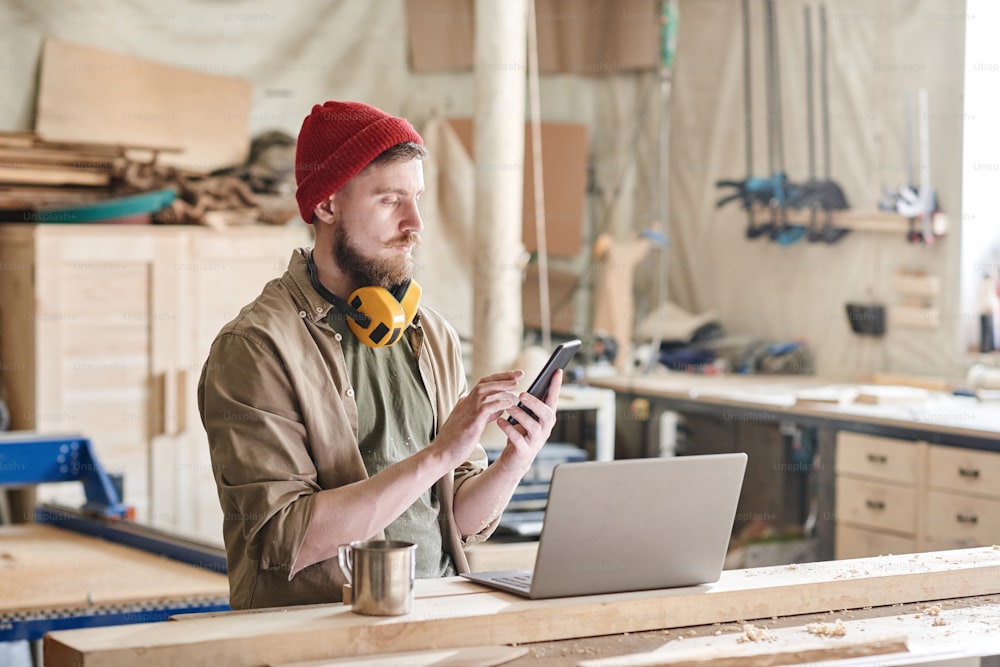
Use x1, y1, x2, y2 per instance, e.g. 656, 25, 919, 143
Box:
749, 207, 948, 236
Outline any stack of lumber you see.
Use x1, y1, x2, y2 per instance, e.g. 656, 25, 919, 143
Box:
0, 39, 297, 227
0, 132, 297, 227
0, 131, 182, 214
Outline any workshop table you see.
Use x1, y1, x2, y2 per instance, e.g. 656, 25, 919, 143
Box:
0, 523, 229, 643
587, 372, 1000, 561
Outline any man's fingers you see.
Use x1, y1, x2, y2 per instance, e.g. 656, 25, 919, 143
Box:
543, 369, 564, 407
476, 370, 524, 385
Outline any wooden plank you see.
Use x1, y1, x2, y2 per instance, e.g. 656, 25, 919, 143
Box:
0, 147, 121, 169
36, 38, 251, 172
578, 636, 910, 666
0, 164, 110, 186
271, 645, 529, 667
0, 524, 227, 615
748, 207, 927, 234
43, 547, 1000, 667
0, 131, 169, 155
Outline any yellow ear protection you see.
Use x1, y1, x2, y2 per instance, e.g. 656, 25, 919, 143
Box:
344, 280, 421, 347
307, 254, 421, 348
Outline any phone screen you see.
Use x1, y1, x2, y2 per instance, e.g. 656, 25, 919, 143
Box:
507, 339, 581, 425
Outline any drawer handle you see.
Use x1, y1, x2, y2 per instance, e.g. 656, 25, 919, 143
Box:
956, 513, 979, 525
865, 499, 886, 510
958, 467, 981, 479
866, 454, 888, 464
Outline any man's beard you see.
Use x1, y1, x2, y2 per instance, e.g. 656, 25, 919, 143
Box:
331, 223, 419, 290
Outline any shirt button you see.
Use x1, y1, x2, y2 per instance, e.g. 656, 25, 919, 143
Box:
334, 333, 343, 342
316, 306, 324, 314
346, 388, 355, 398
298, 310, 306, 318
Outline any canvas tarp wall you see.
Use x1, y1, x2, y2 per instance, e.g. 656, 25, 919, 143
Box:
665, 0, 967, 380
0, 0, 972, 379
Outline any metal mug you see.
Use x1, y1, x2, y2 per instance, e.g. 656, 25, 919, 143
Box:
338, 539, 416, 616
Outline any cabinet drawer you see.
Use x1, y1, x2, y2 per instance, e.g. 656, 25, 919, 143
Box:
836, 432, 923, 484
835, 523, 917, 560
925, 489, 1000, 546
835, 475, 918, 534
928, 446, 1000, 498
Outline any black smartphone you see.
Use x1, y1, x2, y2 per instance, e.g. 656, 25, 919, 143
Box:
507, 339, 581, 425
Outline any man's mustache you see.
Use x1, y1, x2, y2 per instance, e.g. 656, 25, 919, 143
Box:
389, 232, 421, 247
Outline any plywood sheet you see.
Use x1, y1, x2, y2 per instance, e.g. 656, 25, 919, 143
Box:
44, 547, 1000, 667
36, 38, 252, 172
406, 0, 659, 74
522, 264, 580, 334
0, 524, 228, 614
447, 118, 586, 257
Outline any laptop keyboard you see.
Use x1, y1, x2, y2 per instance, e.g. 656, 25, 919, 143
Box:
494, 572, 533, 590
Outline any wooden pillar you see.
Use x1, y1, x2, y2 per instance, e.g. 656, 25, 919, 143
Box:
472, 0, 527, 380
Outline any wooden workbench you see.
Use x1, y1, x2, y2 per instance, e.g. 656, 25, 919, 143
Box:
588, 372, 1000, 563
42, 547, 1000, 666
587, 372, 1000, 451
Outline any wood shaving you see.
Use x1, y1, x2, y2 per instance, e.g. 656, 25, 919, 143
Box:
933, 617, 948, 626
737, 624, 775, 643
923, 605, 942, 616
805, 619, 847, 637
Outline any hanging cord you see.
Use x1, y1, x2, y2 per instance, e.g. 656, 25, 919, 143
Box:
526, 0, 551, 349
641, 0, 677, 375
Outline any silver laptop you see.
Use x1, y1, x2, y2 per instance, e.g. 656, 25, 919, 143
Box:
461, 453, 747, 599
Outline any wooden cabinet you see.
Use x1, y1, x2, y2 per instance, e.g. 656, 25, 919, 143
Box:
0, 223, 311, 543
834, 432, 925, 558
925, 446, 1000, 550
834, 431, 1000, 558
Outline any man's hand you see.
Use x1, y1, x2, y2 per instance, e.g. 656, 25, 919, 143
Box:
431, 370, 523, 468
493, 368, 563, 476
451, 368, 563, 536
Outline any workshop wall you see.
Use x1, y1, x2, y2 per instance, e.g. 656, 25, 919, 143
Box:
0, 0, 973, 380
667, 0, 968, 380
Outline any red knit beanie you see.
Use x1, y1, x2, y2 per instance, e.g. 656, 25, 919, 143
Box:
294, 101, 424, 223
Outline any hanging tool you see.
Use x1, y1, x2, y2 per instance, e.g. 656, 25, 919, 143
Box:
763, 0, 804, 245
880, 90, 939, 244
916, 89, 938, 244
800, 4, 849, 243
715, 0, 773, 239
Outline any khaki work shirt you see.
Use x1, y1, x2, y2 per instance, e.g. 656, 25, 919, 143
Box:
198, 248, 495, 610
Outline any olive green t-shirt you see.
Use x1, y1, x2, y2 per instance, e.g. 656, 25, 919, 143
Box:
326, 311, 456, 578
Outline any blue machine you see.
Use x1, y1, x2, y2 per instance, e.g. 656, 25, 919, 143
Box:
0, 433, 129, 519
0, 432, 230, 642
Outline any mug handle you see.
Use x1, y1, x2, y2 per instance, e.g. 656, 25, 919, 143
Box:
337, 544, 353, 585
